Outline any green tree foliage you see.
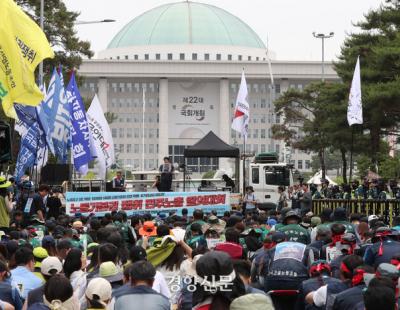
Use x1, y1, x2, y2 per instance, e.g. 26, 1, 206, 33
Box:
16, 0, 93, 75
335, 0, 400, 165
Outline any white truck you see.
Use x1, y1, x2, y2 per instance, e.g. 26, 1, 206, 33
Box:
249, 153, 294, 210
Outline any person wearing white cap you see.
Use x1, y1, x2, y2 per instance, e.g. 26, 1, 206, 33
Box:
85, 278, 112, 310
24, 256, 63, 309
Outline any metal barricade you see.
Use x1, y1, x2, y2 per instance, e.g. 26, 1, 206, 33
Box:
312, 199, 400, 225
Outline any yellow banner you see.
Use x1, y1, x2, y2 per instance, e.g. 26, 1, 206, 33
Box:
0, 0, 54, 118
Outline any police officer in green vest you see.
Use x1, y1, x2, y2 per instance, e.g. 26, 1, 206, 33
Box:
277, 211, 310, 245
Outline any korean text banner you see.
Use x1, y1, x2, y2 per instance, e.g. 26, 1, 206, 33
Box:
66, 191, 230, 217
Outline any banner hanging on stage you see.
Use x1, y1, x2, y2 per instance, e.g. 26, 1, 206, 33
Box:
66, 191, 230, 217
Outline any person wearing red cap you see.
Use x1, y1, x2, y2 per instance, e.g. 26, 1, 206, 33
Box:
297, 260, 347, 310
330, 255, 374, 310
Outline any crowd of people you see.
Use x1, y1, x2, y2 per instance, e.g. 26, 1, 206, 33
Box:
0, 174, 400, 309
297, 178, 400, 201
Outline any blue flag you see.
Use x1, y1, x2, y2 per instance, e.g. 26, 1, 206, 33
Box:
14, 110, 46, 181
42, 68, 71, 163
66, 73, 92, 175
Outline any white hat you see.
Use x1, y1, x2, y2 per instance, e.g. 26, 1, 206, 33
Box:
85, 278, 112, 306
368, 215, 379, 222
41, 257, 63, 276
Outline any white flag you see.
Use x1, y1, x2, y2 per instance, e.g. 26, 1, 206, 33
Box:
231, 71, 250, 138
347, 56, 363, 126
87, 95, 115, 179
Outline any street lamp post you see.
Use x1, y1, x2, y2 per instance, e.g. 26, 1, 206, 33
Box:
312, 32, 334, 82
75, 19, 116, 25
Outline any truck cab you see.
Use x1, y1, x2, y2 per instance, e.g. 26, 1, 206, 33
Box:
249, 153, 293, 210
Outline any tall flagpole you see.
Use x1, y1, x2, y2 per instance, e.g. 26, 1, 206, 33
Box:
142, 87, 145, 171
39, 0, 44, 85
349, 126, 355, 182
242, 136, 246, 195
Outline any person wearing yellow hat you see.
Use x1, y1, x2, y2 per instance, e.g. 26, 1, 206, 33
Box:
0, 176, 12, 231
33, 247, 49, 282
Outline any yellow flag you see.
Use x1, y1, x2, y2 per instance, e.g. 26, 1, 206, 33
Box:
0, 0, 54, 118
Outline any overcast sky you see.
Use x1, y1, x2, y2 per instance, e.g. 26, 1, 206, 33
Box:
64, 0, 382, 61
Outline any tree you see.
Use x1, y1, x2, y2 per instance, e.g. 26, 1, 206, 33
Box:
335, 0, 400, 167
16, 0, 93, 75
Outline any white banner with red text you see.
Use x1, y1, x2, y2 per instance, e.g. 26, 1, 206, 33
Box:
66, 191, 230, 217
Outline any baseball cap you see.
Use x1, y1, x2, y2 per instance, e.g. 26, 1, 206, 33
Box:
271, 231, 286, 243
129, 246, 147, 263
85, 278, 112, 305
33, 247, 48, 260
42, 235, 56, 248
368, 215, 379, 222
41, 256, 63, 276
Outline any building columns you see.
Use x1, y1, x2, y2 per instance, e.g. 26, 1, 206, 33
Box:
219, 78, 232, 173
158, 78, 169, 165
98, 78, 108, 112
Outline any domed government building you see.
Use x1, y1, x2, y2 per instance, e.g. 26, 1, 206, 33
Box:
79, 1, 339, 174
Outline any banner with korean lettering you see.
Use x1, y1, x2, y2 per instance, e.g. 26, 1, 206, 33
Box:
14, 121, 46, 181
66, 73, 91, 175
41, 68, 71, 163
66, 191, 230, 217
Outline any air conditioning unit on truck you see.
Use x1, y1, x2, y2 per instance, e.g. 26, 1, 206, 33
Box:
248, 152, 294, 211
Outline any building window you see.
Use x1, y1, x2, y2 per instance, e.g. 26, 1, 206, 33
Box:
216, 54, 221, 60
261, 129, 266, 139
134, 128, 139, 138
192, 53, 197, 60
156, 53, 161, 60
275, 144, 280, 154
275, 84, 281, 94
116, 56, 120, 60
112, 128, 117, 138
253, 129, 258, 138
144, 54, 149, 60
248, 56, 252, 61
204, 53, 210, 61
180, 53, 185, 60
134, 55, 138, 60
168, 53, 173, 60
134, 144, 139, 153
256, 57, 259, 61
119, 128, 124, 138
127, 128, 132, 138
124, 55, 128, 60
305, 160, 311, 169
238, 55, 242, 61
298, 160, 303, 170
149, 144, 154, 154
119, 144, 124, 153
276, 115, 281, 124
261, 144, 266, 153
228, 54, 232, 61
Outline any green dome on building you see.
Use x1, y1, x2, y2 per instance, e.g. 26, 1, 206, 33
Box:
107, 1, 266, 49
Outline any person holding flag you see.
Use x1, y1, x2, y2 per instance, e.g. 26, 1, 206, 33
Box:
0, 0, 54, 118
232, 70, 250, 194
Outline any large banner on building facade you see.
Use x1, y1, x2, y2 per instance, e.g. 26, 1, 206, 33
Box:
168, 81, 219, 139
66, 191, 230, 217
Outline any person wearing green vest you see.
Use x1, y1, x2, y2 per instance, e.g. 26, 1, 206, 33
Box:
277, 211, 310, 244
185, 209, 206, 241
0, 176, 12, 231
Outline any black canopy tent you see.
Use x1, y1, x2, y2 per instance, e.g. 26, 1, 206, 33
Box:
183, 131, 240, 192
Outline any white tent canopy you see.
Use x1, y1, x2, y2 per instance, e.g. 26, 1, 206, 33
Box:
307, 170, 337, 186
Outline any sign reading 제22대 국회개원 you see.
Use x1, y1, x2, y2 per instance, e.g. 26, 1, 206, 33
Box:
66, 191, 230, 217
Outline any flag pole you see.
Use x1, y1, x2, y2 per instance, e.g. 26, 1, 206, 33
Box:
349, 125, 355, 183
242, 136, 246, 195
142, 87, 145, 171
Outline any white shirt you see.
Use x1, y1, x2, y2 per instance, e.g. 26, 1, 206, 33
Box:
153, 270, 171, 298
